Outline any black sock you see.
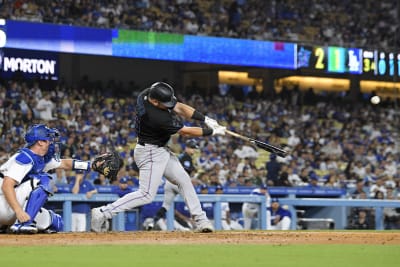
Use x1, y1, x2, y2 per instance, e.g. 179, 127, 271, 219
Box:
154, 207, 167, 221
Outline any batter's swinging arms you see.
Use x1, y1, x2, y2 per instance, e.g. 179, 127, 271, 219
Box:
91, 82, 226, 233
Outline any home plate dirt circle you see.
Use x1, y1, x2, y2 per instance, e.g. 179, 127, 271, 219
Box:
1, 231, 400, 246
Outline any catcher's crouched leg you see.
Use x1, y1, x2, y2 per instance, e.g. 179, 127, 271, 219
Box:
35, 209, 64, 233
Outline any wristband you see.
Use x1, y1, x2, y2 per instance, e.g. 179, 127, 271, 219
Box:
72, 160, 91, 171
191, 110, 205, 121
202, 128, 213, 136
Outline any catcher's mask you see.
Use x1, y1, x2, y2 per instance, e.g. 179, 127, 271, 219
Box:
149, 82, 177, 108
24, 124, 59, 147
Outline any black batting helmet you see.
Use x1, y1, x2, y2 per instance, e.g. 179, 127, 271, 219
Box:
149, 82, 177, 108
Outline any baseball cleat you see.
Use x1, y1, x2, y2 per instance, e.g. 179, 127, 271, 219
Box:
91, 208, 107, 232
155, 219, 167, 231
10, 223, 38, 234
194, 219, 214, 233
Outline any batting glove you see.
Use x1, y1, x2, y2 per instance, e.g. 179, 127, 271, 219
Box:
212, 125, 226, 136
205, 116, 220, 129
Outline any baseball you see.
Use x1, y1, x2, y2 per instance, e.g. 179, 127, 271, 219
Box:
371, 95, 380, 105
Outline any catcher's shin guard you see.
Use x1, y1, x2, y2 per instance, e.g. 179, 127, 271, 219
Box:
24, 186, 50, 224
35, 209, 64, 233
48, 210, 64, 232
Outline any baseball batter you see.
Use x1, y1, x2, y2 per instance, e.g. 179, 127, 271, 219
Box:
0, 124, 94, 234
91, 82, 226, 233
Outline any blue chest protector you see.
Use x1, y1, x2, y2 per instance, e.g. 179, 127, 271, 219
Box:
17, 148, 52, 191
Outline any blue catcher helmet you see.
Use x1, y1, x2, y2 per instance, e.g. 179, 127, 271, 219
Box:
24, 124, 59, 147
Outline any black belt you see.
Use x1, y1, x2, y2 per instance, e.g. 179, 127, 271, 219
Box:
138, 141, 164, 147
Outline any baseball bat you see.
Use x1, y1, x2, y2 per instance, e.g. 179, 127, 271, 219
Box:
226, 130, 289, 158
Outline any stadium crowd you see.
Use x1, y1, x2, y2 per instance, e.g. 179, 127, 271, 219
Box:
0, 77, 399, 196
0, 0, 398, 50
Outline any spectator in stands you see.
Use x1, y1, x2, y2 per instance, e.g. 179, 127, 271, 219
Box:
295, 166, 308, 182
348, 209, 373, 230
35, 92, 55, 121
351, 179, 367, 199
362, 164, 377, 186
228, 1, 241, 33
287, 165, 303, 186
324, 171, 341, 188
321, 137, 343, 158
369, 177, 387, 198
374, 190, 385, 200
275, 166, 292, 187
266, 154, 281, 186
287, 129, 301, 148
306, 171, 320, 188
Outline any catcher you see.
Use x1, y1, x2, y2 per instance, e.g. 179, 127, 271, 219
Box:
0, 124, 123, 234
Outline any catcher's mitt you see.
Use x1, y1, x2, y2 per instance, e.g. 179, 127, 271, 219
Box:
92, 151, 124, 181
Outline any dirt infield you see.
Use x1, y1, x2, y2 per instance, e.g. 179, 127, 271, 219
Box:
1, 231, 400, 246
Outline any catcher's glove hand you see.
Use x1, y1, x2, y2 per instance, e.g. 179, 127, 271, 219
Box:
92, 151, 124, 182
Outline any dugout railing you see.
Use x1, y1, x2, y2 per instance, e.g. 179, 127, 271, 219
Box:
49, 194, 400, 231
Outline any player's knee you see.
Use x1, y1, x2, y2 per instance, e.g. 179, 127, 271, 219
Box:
141, 191, 155, 205
31, 174, 53, 194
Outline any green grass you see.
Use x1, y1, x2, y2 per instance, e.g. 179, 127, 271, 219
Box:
0, 244, 399, 267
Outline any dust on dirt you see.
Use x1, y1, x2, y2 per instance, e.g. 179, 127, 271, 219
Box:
1, 231, 399, 246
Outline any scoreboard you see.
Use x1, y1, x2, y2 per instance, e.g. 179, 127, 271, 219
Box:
376, 51, 400, 76
0, 19, 5, 48
296, 45, 400, 77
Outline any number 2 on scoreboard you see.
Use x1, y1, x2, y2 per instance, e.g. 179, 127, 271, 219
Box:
314, 47, 325, 70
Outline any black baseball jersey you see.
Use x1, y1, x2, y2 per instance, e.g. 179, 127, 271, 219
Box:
135, 89, 183, 146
